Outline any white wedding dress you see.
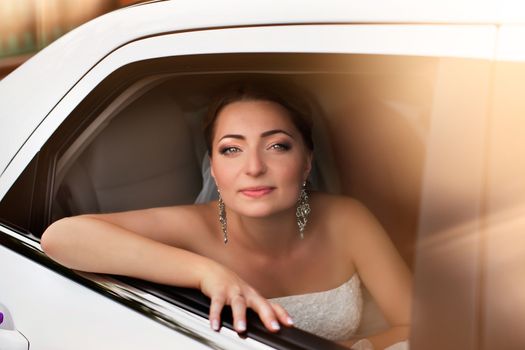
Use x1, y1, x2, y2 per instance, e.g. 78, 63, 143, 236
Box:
194, 158, 408, 349
271, 273, 363, 341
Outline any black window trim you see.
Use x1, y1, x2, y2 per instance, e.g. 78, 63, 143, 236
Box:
0, 223, 348, 350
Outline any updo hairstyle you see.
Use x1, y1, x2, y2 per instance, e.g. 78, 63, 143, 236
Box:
203, 82, 314, 156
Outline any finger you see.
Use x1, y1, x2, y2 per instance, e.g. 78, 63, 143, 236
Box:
209, 296, 225, 331
271, 303, 294, 327
247, 296, 281, 332
230, 294, 247, 333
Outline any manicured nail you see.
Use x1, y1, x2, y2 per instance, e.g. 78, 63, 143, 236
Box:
211, 319, 219, 331
236, 320, 246, 332
286, 317, 294, 325
271, 320, 280, 330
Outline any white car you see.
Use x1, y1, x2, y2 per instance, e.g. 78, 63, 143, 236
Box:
1, 1, 524, 349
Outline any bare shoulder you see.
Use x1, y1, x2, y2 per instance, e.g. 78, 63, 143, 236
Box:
311, 193, 412, 328
310, 192, 387, 246
311, 192, 377, 228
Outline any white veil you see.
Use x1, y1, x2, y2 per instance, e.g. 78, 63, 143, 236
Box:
194, 155, 219, 204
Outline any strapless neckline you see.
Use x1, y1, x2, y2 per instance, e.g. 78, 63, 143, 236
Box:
271, 273, 358, 299
270, 273, 363, 341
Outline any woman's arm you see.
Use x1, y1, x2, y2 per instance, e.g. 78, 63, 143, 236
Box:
337, 199, 412, 349
41, 213, 292, 333
41, 215, 207, 285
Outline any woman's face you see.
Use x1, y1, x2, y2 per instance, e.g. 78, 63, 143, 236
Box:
210, 100, 312, 218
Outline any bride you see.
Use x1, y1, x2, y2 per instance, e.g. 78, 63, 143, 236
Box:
41, 83, 411, 349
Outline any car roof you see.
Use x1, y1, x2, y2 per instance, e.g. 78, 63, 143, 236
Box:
0, 0, 523, 175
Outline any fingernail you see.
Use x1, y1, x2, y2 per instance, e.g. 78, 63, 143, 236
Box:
236, 320, 246, 332
271, 320, 280, 330
287, 317, 294, 325
211, 319, 219, 331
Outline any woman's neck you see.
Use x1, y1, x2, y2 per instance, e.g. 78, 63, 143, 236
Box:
227, 207, 303, 258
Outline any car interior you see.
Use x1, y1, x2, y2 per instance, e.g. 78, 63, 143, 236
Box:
43, 53, 437, 340
2, 51, 523, 349
0, 51, 449, 350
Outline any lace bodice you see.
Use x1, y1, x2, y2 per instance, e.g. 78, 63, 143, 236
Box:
270, 274, 363, 341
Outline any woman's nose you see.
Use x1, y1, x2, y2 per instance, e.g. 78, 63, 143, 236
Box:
244, 150, 267, 176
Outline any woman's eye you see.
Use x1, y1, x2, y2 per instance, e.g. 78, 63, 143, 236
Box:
219, 146, 241, 155
269, 143, 291, 151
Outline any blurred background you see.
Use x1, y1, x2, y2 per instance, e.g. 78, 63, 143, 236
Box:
0, 0, 149, 78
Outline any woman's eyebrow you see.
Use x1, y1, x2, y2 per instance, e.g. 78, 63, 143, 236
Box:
219, 129, 294, 141
260, 129, 294, 139
219, 134, 245, 141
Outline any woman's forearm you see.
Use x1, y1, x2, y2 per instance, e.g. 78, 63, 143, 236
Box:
343, 325, 410, 350
41, 216, 212, 288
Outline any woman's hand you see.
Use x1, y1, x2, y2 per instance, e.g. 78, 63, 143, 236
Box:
42, 215, 293, 334
199, 262, 294, 333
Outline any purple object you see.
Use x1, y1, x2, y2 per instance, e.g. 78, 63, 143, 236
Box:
0, 312, 3, 325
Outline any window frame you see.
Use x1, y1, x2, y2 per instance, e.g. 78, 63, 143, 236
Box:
0, 22, 501, 349
7, 52, 413, 350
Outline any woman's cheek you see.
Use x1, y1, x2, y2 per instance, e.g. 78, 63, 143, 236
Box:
281, 157, 305, 182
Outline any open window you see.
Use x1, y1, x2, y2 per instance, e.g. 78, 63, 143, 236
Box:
2, 51, 462, 349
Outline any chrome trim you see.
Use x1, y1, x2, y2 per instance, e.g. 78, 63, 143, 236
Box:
0, 225, 273, 350
79, 272, 273, 350
0, 223, 44, 252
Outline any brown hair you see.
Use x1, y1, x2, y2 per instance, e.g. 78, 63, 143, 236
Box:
203, 82, 314, 155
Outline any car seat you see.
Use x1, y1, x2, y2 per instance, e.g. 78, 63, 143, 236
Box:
53, 90, 203, 218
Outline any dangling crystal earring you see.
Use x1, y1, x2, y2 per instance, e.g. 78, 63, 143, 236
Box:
218, 190, 228, 244
296, 182, 311, 239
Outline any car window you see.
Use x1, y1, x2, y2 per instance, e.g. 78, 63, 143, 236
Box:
33, 54, 435, 265
44, 52, 433, 340
0, 51, 497, 349
0, 51, 435, 341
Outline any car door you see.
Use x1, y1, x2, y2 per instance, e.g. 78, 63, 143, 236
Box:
0, 9, 501, 349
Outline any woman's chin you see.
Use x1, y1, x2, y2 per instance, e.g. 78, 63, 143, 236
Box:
227, 193, 298, 219
235, 203, 297, 220
236, 207, 276, 218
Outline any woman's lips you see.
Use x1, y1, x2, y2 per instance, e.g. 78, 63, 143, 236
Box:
240, 187, 275, 198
